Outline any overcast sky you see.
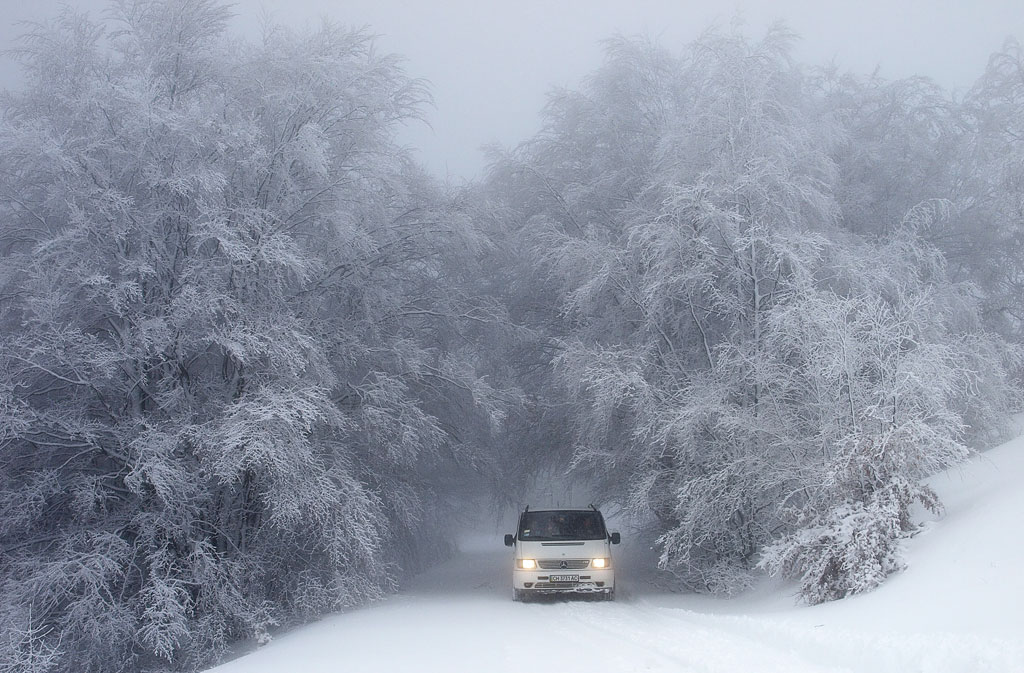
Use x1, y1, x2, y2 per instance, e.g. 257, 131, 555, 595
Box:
2, 0, 1022, 179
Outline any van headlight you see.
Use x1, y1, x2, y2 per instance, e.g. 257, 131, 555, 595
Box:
591, 558, 610, 569
517, 559, 537, 570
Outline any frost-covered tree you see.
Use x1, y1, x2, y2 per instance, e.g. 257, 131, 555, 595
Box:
484, 27, 1019, 598
749, 224, 1018, 602
814, 50, 1024, 345
0, 2, 504, 671
960, 38, 1024, 340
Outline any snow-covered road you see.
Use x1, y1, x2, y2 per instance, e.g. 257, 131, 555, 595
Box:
210, 437, 1024, 673
209, 540, 1022, 673
208, 541, 833, 673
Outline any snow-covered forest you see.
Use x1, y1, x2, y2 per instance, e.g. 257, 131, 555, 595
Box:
0, 1, 1021, 671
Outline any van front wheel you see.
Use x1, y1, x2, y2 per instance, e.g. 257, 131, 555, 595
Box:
513, 588, 526, 602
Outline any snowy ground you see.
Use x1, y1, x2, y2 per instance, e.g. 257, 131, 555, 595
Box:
209, 431, 1024, 673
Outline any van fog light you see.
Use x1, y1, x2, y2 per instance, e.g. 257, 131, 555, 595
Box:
592, 558, 609, 569
517, 559, 537, 570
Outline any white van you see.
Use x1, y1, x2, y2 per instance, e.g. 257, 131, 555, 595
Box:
503, 506, 620, 601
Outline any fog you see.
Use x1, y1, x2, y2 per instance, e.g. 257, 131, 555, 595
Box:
2, 0, 1022, 178
2, 2, 1024, 671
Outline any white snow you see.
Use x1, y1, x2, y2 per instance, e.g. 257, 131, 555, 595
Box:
208, 430, 1024, 673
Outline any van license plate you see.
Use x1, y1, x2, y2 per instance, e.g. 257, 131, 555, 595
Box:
550, 574, 579, 583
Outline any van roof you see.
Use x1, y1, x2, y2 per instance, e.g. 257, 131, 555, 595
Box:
523, 505, 600, 512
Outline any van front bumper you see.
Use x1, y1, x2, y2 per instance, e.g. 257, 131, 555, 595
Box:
513, 567, 614, 594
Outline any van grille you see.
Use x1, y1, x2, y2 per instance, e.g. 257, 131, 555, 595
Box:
538, 559, 590, 570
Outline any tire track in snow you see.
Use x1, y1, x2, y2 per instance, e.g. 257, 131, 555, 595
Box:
557, 599, 850, 673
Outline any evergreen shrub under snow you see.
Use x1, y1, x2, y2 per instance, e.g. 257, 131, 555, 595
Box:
760, 476, 942, 604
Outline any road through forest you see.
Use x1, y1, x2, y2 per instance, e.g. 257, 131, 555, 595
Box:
209, 527, 1024, 673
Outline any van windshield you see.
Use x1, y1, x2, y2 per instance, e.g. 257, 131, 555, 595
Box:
518, 510, 607, 541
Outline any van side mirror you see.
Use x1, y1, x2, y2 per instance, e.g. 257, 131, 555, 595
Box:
610, 532, 621, 545
504, 534, 515, 547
